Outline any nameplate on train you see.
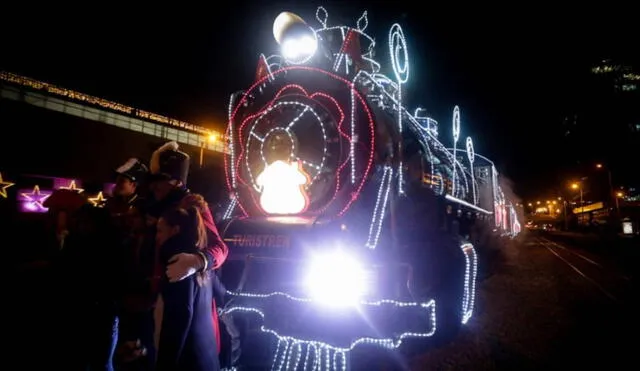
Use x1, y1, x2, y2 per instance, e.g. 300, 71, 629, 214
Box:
227, 234, 291, 248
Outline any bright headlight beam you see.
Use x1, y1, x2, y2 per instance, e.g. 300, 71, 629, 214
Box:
304, 250, 367, 307
281, 34, 317, 64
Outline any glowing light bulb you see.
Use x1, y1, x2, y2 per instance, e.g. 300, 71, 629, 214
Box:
256, 160, 310, 214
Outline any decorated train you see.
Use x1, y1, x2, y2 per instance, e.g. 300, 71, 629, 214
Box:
216, 7, 521, 370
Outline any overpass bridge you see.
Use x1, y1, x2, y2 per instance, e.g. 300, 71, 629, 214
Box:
0, 71, 226, 154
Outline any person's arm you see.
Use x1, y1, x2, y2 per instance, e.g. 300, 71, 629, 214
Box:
156, 278, 195, 370
180, 196, 228, 271
199, 203, 228, 270
167, 196, 229, 282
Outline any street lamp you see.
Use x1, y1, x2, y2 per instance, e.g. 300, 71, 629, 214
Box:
199, 133, 219, 167
562, 199, 568, 230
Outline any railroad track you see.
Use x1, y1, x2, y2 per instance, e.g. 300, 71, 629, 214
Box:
534, 236, 632, 305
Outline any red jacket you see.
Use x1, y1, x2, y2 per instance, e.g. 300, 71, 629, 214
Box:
180, 194, 228, 270
178, 193, 228, 354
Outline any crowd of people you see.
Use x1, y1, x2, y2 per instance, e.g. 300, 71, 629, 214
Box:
12, 141, 234, 371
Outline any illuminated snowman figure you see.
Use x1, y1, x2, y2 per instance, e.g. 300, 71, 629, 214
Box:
256, 160, 310, 215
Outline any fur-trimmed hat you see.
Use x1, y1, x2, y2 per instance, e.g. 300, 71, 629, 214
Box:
115, 158, 148, 183
149, 141, 190, 185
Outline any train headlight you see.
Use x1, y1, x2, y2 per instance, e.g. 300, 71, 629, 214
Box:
273, 11, 317, 64
304, 250, 367, 307
281, 34, 317, 62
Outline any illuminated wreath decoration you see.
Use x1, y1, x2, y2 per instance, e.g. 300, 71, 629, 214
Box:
224, 66, 376, 218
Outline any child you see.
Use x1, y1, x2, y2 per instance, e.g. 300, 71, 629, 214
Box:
154, 206, 220, 371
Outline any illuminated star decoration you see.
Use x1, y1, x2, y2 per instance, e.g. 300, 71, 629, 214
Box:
20, 185, 51, 212
89, 192, 107, 207
60, 180, 84, 193
0, 172, 15, 199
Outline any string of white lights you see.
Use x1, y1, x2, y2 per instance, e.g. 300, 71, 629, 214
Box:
265, 55, 284, 74
366, 82, 445, 196
365, 166, 393, 249
333, 26, 347, 73
412, 120, 437, 191
228, 93, 237, 189
315, 7, 329, 29
313, 20, 379, 188
224, 290, 435, 371
492, 166, 500, 227
223, 196, 237, 220
350, 56, 516, 232
465, 137, 477, 205
389, 23, 409, 195
224, 291, 436, 352
356, 11, 368, 32
450, 151, 470, 201
350, 68, 476, 205
349, 88, 357, 184
258, 53, 276, 82
451, 106, 461, 197
444, 194, 493, 215
320, 12, 377, 74
460, 243, 478, 324
244, 100, 329, 191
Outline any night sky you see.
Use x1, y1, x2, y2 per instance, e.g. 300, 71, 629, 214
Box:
1, 1, 637, 198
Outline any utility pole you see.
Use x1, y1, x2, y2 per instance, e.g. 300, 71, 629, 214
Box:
199, 142, 205, 168
578, 187, 584, 225
608, 170, 619, 218
199, 133, 218, 168
579, 187, 583, 207
597, 163, 617, 220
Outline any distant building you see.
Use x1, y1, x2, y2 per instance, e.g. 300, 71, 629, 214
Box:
560, 59, 639, 185
622, 187, 639, 202
590, 59, 639, 92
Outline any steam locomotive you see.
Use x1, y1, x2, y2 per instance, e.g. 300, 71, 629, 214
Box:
217, 7, 520, 370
